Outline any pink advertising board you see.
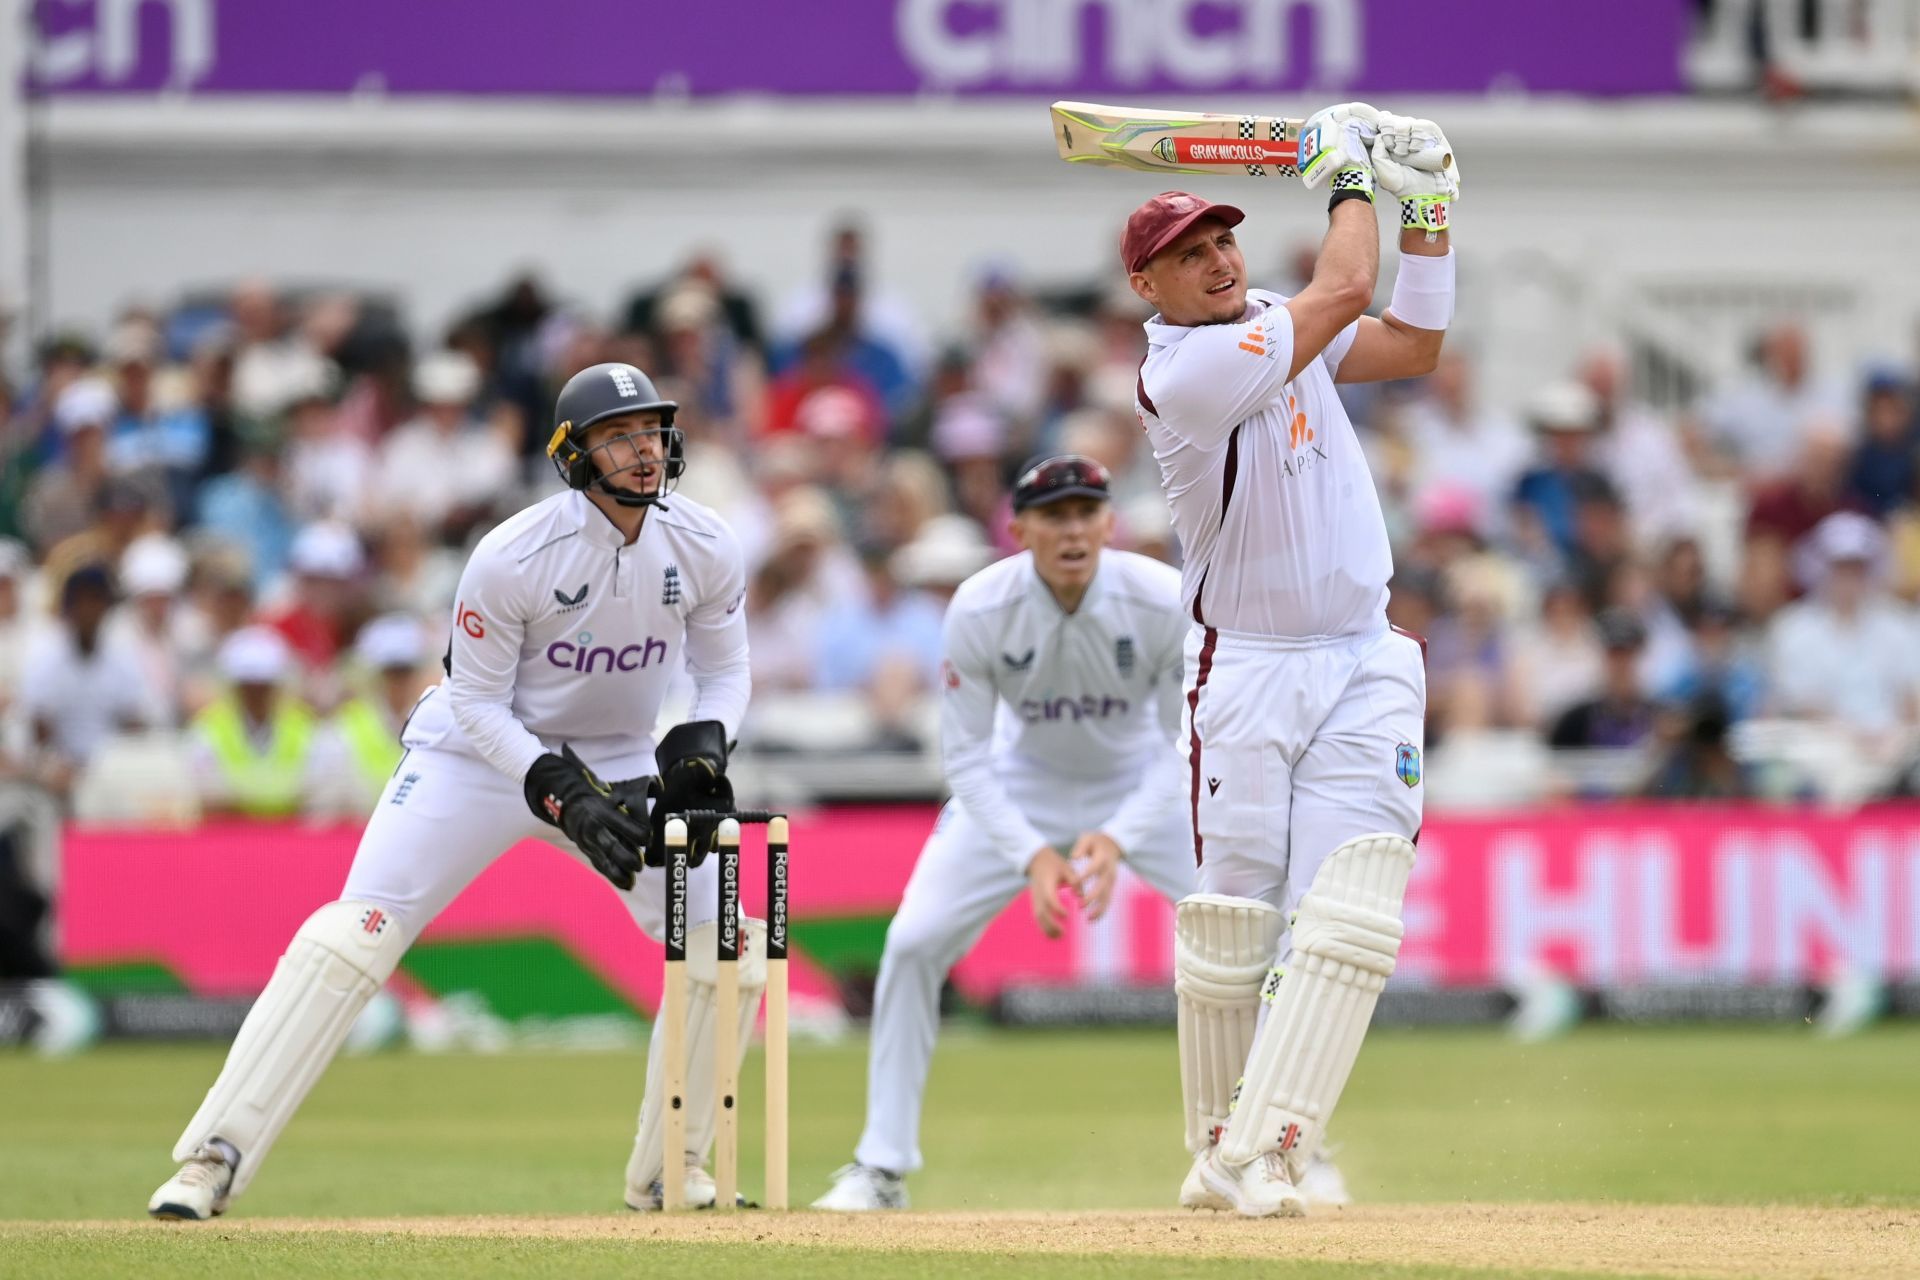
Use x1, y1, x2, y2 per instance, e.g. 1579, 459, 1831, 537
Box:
61, 805, 1920, 1007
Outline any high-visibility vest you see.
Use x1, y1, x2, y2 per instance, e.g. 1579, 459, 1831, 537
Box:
333, 696, 403, 796
193, 695, 316, 818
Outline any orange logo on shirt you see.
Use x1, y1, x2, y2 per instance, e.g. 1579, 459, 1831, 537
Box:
1237, 322, 1270, 358
1286, 391, 1313, 451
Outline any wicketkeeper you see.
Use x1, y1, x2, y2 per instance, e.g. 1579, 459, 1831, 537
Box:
148, 363, 759, 1219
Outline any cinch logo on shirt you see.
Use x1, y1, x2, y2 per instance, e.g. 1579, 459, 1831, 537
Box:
1017, 695, 1131, 723
545, 631, 669, 673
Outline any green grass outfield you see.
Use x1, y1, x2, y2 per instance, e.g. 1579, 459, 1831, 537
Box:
3, 1025, 1917, 1278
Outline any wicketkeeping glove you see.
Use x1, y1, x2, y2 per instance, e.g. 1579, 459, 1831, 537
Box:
523, 745, 651, 891
651, 719, 736, 864
607, 773, 667, 866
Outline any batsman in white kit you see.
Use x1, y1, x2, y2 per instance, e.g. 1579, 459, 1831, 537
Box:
1127, 105, 1458, 1216
148, 362, 761, 1219
814, 454, 1199, 1210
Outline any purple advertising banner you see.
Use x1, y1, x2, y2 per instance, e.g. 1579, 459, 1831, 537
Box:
29, 0, 1687, 98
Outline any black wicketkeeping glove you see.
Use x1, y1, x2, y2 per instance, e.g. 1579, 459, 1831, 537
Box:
523, 745, 651, 891
651, 719, 736, 861
607, 773, 667, 867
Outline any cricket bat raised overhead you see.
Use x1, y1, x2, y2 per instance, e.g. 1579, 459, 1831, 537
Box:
1052, 100, 1455, 182
1053, 101, 1306, 177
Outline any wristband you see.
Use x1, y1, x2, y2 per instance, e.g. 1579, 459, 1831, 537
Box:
1387, 249, 1454, 331
1326, 166, 1374, 212
1400, 194, 1450, 235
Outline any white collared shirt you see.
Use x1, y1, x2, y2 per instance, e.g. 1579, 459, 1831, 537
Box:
1138, 289, 1391, 639
403, 489, 750, 782
939, 549, 1187, 869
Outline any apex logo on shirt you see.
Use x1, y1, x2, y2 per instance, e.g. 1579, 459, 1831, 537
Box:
553, 583, 590, 612
1115, 636, 1135, 677
662, 564, 682, 606
1207, 776, 1221, 796
1002, 648, 1035, 671
1237, 321, 1275, 360
1286, 391, 1314, 451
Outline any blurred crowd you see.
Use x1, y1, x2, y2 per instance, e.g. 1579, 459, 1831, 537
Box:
3, 218, 1920, 816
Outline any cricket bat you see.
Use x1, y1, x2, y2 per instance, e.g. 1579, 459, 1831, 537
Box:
1052, 101, 1453, 179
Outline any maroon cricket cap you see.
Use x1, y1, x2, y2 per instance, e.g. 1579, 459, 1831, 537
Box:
1121, 191, 1246, 274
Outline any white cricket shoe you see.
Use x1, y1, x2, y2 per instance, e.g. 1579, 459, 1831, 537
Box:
811, 1162, 908, 1211
625, 1159, 718, 1212
1298, 1151, 1351, 1208
147, 1145, 234, 1221
1195, 1148, 1307, 1219
1178, 1150, 1230, 1210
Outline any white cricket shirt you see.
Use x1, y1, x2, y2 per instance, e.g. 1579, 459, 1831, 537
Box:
939, 549, 1188, 870
1138, 289, 1392, 639
403, 489, 750, 783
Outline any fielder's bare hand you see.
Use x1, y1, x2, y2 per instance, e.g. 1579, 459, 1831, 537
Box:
1025, 846, 1079, 939
1069, 831, 1124, 923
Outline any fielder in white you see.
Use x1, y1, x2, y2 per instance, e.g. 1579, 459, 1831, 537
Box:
1127, 105, 1458, 1215
814, 455, 1197, 1210
148, 362, 760, 1219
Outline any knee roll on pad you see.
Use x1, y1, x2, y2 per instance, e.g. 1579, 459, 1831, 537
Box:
626, 918, 767, 1195
173, 901, 407, 1196
1217, 834, 1415, 1174
1175, 894, 1285, 1156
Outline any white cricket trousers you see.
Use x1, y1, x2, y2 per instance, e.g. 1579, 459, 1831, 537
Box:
342, 745, 721, 939
853, 765, 1195, 1175
1183, 622, 1426, 931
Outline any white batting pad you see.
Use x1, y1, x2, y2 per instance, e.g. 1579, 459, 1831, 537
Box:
1175, 894, 1284, 1156
173, 900, 406, 1196
1217, 834, 1415, 1174
625, 918, 766, 1198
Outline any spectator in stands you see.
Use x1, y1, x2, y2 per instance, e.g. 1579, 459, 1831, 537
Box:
365, 514, 461, 621
1746, 421, 1861, 554
195, 432, 295, 592
1642, 692, 1753, 800
229, 279, 321, 423
1428, 558, 1526, 736
1549, 607, 1660, 750
109, 533, 192, 728
1845, 369, 1916, 517
1510, 577, 1606, 732
1565, 473, 1633, 610
21, 380, 116, 555
0, 540, 30, 720
1660, 597, 1765, 724
930, 395, 1011, 547
1578, 343, 1700, 547
104, 321, 210, 520
186, 325, 245, 481
858, 450, 951, 551
648, 280, 765, 446
282, 362, 372, 525
1699, 321, 1849, 483
40, 478, 164, 611
813, 539, 945, 694
313, 612, 430, 814
1402, 349, 1529, 539
794, 384, 884, 532
264, 521, 369, 685
773, 217, 927, 382
372, 351, 519, 543
186, 626, 323, 819
888, 514, 994, 606
1511, 381, 1611, 560
966, 263, 1047, 431
17, 565, 151, 803
746, 487, 859, 691
765, 331, 888, 444
174, 545, 256, 714
1766, 512, 1920, 748
625, 250, 765, 355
